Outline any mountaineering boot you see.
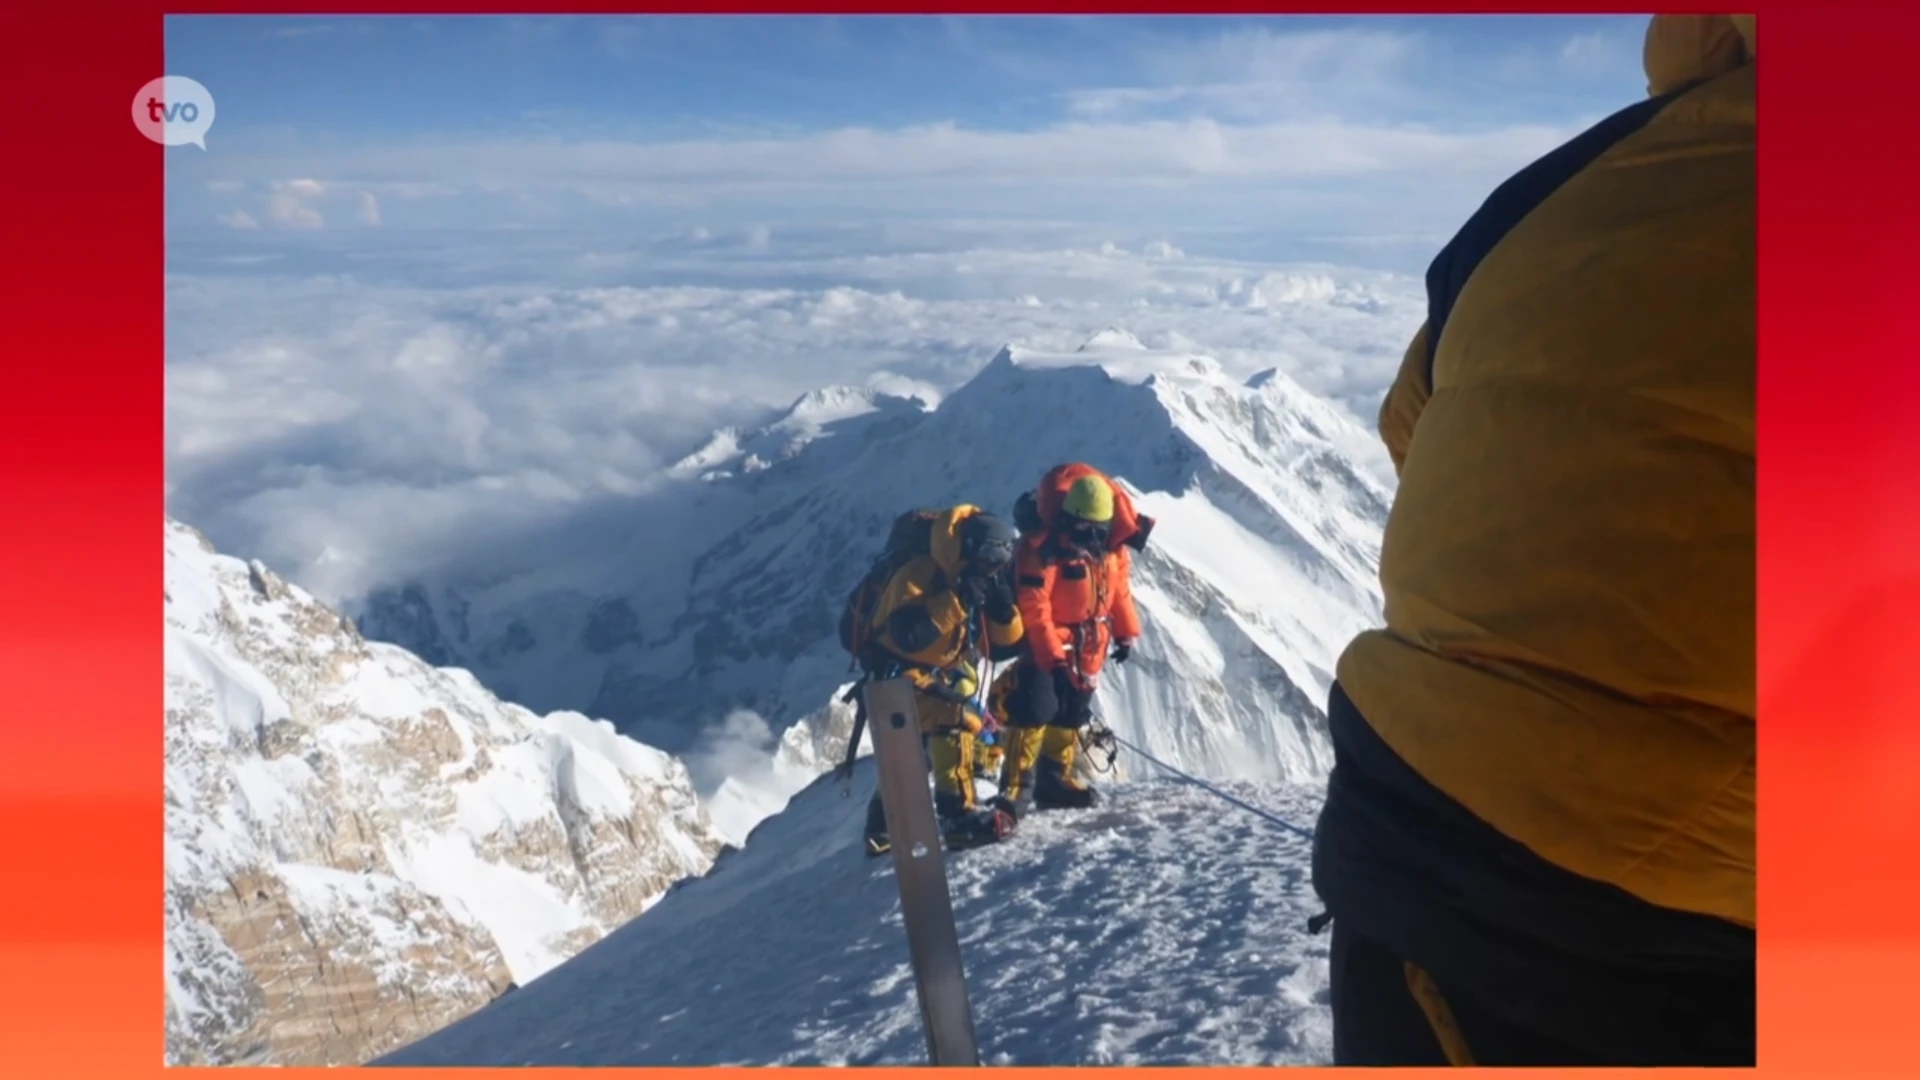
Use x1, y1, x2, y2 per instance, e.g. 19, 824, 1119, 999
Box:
932, 786, 1012, 849
863, 791, 890, 858
929, 730, 1009, 849
996, 725, 1046, 817
941, 804, 1016, 850
932, 786, 974, 820
930, 731, 1018, 849
1034, 724, 1099, 810
934, 785, 1015, 849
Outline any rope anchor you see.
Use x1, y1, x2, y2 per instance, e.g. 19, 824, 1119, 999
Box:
1077, 717, 1121, 776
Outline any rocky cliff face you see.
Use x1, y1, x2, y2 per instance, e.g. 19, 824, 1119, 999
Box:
165, 518, 730, 1065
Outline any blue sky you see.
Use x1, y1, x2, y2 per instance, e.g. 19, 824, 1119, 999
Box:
167, 15, 1645, 137
163, 14, 1653, 256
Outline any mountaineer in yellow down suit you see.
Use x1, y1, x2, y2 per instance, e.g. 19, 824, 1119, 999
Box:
1307, 14, 1755, 1067
843, 505, 1026, 856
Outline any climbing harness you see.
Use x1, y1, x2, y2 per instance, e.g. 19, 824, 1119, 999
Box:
1064, 538, 1112, 693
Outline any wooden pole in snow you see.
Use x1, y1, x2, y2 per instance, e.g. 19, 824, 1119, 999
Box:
863, 677, 981, 1067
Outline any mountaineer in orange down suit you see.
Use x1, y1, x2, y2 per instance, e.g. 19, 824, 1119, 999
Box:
995, 463, 1153, 815
1307, 14, 1756, 1067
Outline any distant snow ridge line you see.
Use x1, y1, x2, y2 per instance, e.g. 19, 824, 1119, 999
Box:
356, 328, 1393, 836
668, 384, 936, 483
164, 518, 730, 1066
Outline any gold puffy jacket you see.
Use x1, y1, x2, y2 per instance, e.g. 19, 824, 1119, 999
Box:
1338, 15, 1756, 929
864, 505, 1025, 731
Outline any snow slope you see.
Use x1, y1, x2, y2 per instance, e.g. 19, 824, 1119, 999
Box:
164, 518, 731, 1066
376, 761, 1333, 1067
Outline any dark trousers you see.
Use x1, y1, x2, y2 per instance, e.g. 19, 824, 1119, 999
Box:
1312, 681, 1755, 1067
1330, 921, 1614, 1065
1000, 654, 1094, 730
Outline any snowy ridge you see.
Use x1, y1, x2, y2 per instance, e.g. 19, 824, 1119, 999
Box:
358, 330, 1391, 838
164, 518, 730, 1066
668, 384, 935, 482
377, 760, 1333, 1066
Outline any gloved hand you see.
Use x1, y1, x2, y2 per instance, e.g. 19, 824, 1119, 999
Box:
954, 573, 990, 613
981, 572, 1016, 623
1111, 640, 1132, 664
957, 567, 1016, 620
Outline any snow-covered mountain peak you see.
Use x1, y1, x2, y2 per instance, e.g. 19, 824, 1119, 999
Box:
941, 340, 1386, 519
993, 336, 1228, 394
1077, 325, 1148, 352
165, 518, 730, 1066
669, 383, 929, 483
786, 384, 891, 424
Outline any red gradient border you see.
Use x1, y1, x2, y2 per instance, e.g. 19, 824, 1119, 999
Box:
3, 1, 1911, 1075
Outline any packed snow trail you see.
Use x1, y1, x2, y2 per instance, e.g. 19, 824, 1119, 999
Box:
377, 763, 1335, 1066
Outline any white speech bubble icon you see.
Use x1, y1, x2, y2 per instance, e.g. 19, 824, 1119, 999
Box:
132, 76, 216, 149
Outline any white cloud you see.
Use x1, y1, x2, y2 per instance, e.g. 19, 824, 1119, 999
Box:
266, 180, 326, 229
217, 208, 259, 230
368, 181, 463, 199
681, 709, 779, 795
194, 117, 1576, 192
164, 235, 1424, 603
166, 110, 1585, 247
1559, 28, 1635, 74
1065, 25, 1424, 122
358, 190, 383, 225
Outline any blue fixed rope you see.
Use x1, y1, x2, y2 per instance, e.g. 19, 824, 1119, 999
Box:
1104, 730, 1318, 843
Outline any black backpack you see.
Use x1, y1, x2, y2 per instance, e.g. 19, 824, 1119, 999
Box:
838, 508, 941, 667
1012, 490, 1044, 536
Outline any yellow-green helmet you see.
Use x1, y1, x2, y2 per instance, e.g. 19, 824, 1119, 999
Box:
1062, 475, 1115, 524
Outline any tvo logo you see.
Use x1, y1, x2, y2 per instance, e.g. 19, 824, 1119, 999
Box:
132, 76, 216, 148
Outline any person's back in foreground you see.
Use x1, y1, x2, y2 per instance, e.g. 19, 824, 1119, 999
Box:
1309, 13, 1755, 1067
